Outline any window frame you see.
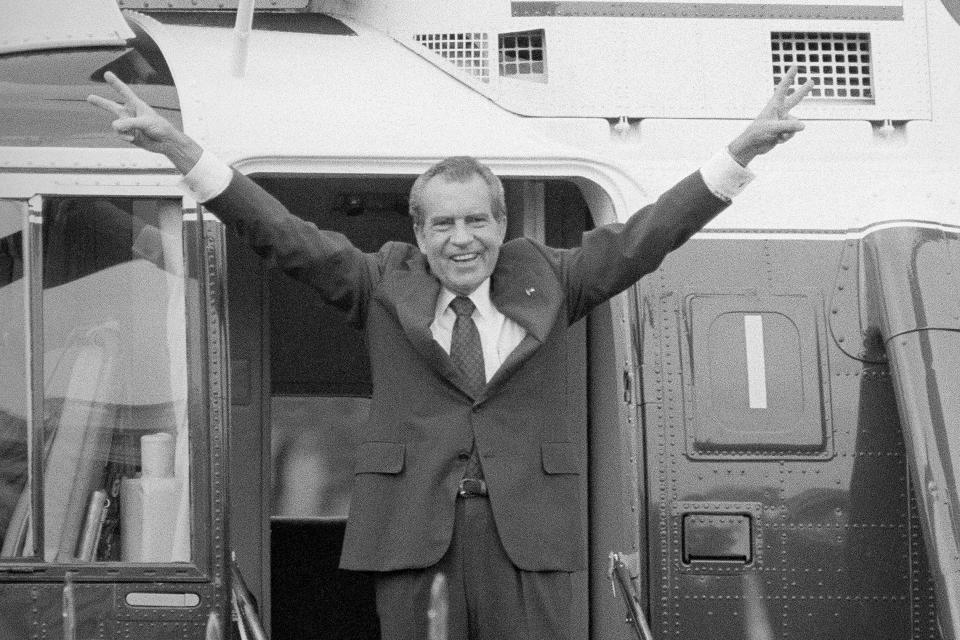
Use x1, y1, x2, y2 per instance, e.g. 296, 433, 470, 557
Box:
0, 192, 226, 583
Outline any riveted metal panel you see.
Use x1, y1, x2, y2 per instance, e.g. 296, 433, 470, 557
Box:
0, 0, 134, 55
199, 219, 232, 620
829, 239, 887, 364
114, 619, 208, 639
637, 233, 942, 639
0, 583, 115, 639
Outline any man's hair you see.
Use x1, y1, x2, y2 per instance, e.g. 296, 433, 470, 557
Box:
409, 156, 506, 227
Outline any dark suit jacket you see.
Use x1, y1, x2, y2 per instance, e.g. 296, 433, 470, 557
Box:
206, 169, 728, 572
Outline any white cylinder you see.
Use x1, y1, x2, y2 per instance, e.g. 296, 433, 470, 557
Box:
141, 432, 174, 479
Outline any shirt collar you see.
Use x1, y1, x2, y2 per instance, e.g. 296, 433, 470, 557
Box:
437, 278, 494, 320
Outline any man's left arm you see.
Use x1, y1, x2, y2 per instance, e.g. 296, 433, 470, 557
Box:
561, 66, 813, 321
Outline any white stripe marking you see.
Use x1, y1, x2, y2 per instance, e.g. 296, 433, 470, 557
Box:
744, 315, 768, 410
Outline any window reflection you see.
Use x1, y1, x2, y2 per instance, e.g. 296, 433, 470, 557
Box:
271, 396, 367, 519
0, 197, 192, 563
0, 206, 26, 555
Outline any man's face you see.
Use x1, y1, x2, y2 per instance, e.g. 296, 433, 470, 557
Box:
414, 174, 507, 296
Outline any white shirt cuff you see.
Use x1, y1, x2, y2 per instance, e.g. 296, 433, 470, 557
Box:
700, 149, 755, 202
179, 150, 232, 203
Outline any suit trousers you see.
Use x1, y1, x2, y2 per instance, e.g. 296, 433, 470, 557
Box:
374, 495, 573, 640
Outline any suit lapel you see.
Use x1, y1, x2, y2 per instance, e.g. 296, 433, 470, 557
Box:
481, 242, 564, 398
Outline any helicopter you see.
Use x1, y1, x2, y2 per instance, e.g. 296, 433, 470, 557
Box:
0, 0, 958, 638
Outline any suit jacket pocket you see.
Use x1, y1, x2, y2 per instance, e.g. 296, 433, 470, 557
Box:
541, 442, 581, 475
355, 441, 405, 474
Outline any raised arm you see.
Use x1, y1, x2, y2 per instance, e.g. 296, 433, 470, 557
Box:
560, 66, 816, 321
88, 72, 379, 324
87, 72, 203, 174
727, 65, 814, 167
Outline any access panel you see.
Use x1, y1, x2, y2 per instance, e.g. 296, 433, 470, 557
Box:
684, 293, 830, 457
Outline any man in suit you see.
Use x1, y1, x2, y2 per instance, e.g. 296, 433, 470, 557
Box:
90, 67, 811, 639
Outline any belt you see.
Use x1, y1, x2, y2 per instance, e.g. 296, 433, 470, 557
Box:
457, 477, 488, 498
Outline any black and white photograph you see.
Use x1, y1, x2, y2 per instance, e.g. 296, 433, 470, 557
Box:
1, 0, 959, 638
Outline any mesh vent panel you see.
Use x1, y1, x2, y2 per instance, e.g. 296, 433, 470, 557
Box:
415, 33, 489, 82
771, 32, 874, 102
499, 30, 546, 79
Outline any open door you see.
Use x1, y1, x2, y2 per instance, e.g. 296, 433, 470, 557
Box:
226, 170, 595, 639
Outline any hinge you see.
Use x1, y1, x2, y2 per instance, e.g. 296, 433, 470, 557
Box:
608, 550, 641, 582
623, 368, 633, 404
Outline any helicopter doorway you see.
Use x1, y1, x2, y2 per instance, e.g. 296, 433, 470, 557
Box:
226, 172, 596, 639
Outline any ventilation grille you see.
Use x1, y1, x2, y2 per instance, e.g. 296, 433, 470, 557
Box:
415, 33, 489, 82
499, 30, 546, 81
771, 32, 874, 102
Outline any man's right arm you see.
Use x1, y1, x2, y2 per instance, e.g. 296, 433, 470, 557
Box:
557, 66, 814, 322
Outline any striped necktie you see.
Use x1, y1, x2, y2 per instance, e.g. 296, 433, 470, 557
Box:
449, 295, 485, 395
449, 295, 486, 482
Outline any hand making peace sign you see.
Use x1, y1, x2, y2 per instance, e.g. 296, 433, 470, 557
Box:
728, 65, 815, 166
87, 71, 202, 173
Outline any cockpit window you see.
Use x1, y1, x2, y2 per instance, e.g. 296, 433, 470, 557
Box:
0, 197, 195, 564
0, 23, 179, 148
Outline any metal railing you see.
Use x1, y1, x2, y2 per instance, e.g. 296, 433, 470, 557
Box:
232, 563, 269, 640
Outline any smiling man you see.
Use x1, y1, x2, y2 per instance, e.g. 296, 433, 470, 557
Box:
89, 67, 811, 639
411, 158, 508, 297
405, 158, 526, 394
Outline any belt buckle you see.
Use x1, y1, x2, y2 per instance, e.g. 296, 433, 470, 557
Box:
457, 477, 487, 498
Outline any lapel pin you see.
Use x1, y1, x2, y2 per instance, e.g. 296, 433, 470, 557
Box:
525, 287, 536, 296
